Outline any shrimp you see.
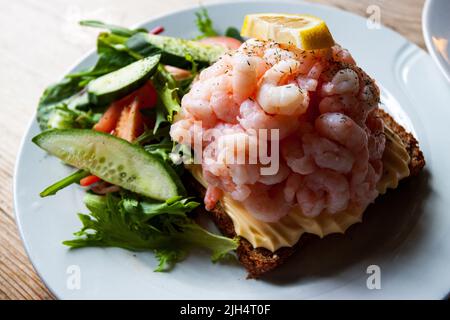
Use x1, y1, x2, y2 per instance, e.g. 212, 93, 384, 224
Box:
296, 76, 318, 92
256, 59, 309, 116
331, 45, 356, 65
199, 54, 232, 81
238, 38, 266, 57
181, 78, 219, 127
318, 95, 369, 126
319, 62, 380, 125
231, 53, 267, 104
315, 113, 368, 153
360, 81, 380, 109
321, 68, 360, 96
257, 161, 290, 185
172, 38, 385, 222
182, 94, 217, 128
281, 135, 317, 175
204, 186, 223, 210
210, 91, 239, 123
302, 133, 355, 174
296, 61, 326, 91
350, 148, 369, 187
214, 129, 259, 165
169, 117, 204, 147
243, 184, 292, 222
297, 169, 350, 216
307, 61, 326, 80
266, 42, 323, 73
202, 135, 255, 203
208, 74, 240, 123
371, 159, 383, 183
229, 164, 260, 185
202, 125, 260, 187
296, 186, 326, 217
263, 45, 298, 65
238, 99, 300, 140
366, 111, 385, 161
284, 173, 303, 203
318, 95, 358, 115
350, 161, 380, 208
203, 167, 251, 202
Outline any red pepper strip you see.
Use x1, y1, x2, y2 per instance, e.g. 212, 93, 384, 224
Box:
150, 26, 164, 35
80, 175, 101, 187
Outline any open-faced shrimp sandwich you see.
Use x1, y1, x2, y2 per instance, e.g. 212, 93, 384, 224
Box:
33, 11, 425, 276
170, 13, 425, 277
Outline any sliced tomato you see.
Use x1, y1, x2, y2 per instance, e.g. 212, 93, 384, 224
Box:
134, 81, 158, 109
115, 99, 144, 142
199, 36, 242, 50
164, 65, 192, 81
93, 102, 124, 133
93, 81, 157, 132
114, 81, 158, 109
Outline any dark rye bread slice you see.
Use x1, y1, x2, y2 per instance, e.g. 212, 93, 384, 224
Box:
187, 109, 425, 278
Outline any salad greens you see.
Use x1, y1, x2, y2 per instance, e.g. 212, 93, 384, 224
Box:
40, 169, 88, 197
37, 25, 143, 130
195, 8, 244, 42
37, 78, 101, 130
34, 8, 241, 271
195, 7, 218, 38
79, 20, 147, 37
68, 33, 138, 80
64, 193, 238, 271
33, 129, 186, 200
152, 65, 181, 124
225, 27, 245, 42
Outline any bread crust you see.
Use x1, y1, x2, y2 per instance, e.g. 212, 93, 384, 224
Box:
188, 109, 425, 278
377, 109, 425, 176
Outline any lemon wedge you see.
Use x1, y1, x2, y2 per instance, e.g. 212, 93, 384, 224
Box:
241, 13, 335, 50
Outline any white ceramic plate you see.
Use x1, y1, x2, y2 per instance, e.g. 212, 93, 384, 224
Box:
423, 0, 450, 83
15, 0, 450, 299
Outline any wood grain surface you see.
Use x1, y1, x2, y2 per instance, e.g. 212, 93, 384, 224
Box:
0, 0, 426, 300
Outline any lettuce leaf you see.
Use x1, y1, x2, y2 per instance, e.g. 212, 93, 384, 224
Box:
195, 7, 218, 39
64, 193, 238, 271
37, 82, 102, 131
79, 20, 147, 37
67, 33, 137, 80
37, 30, 139, 131
225, 27, 244, 42
151, 65, 181, 123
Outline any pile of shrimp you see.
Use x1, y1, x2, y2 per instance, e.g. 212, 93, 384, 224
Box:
170, 39, 385, 222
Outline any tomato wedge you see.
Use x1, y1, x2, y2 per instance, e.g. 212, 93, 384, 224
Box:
93, 81, 158, 133
115, 99, 144, 142
198, 36, 242, 50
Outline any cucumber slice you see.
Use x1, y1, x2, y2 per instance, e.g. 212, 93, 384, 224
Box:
67, 91, 91, 111
32, 129, 185, 200
87, 54, 160, 106
126, 33, 226, 69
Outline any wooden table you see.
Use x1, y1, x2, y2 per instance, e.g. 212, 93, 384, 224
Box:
0, 0, 426, 300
